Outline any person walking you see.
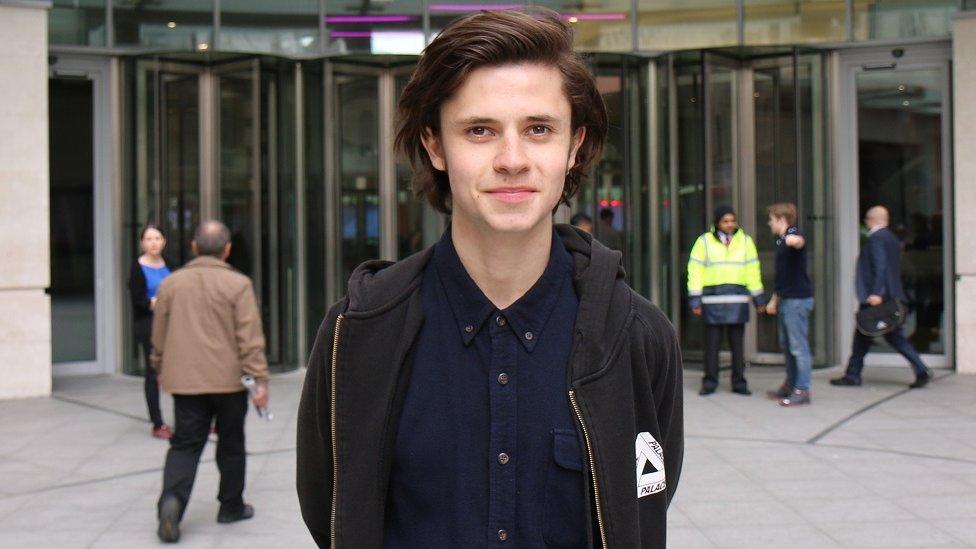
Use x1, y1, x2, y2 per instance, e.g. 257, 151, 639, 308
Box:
688, 205, 765, 396
151, 220, 270, 543
831, 205, 932, 389
128, 223, 173, 438
763, 203, 814, 406
297, 9, 683, 548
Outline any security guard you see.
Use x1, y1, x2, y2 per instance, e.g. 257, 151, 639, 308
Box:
688, 206, 765, 396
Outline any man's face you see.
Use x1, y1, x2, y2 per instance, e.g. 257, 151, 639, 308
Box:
718, 213, 738, 234
422, 63, 585, 235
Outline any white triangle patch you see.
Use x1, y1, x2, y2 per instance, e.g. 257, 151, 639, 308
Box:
635, 432, 666, 498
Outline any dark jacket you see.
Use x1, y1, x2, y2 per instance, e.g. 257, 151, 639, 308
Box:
856, 227, 906, 303
297, 225, 684, 548
129, 261, 153, 342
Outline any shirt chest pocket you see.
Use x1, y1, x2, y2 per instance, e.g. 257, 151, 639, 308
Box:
544, 429, 586, 548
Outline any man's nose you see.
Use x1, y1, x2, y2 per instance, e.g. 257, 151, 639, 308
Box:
492, 133, 530, 176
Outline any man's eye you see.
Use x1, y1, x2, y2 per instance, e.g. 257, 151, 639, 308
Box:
529, 125, 551, 135
469, 127, 489, 137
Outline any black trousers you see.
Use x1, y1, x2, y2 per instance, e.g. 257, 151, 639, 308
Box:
844, 326, 928, 380
158, 391, 248, 518
702, 323, 747, 390
135, 324, 164, 429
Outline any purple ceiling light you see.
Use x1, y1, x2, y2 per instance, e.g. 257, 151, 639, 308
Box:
428, 3, 524, 11
325, 15, 417, 24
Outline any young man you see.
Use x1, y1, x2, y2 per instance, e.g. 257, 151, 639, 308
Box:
764, 203, 814, 406
687, 206, 764, 396
297, 9, 683, 548
831, 205, 931, 389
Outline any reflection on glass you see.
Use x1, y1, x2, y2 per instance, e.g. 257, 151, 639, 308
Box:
50, 79, 97, 363
160, 73, 201, 268
708, 62, 735, 211
337, 75, 380, 293
218, 70, 258, 281
744, 0, 846, 45
326, 2, 423, 55
303, 61, 327, 351
655, 59, 673, 315
853, 0, 958, 41
857, 68, 945, 355
592, 68, 627, 257
220, 0, 319, 54
639, 0, 737, 51
115, 0, 213, 50
50, 0, 106, 46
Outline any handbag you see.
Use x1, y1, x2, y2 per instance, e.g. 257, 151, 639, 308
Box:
855, 300, 907, 337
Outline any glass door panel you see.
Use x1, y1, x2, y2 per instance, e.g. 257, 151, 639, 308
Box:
856, 67, 947, 355
160, 71, 201, 269
335, 71, 380, 294
50, 78, 97, 364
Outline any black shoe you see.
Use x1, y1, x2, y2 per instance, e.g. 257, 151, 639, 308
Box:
699, 386, 716, 396
157, 496, 182, 543
217, 503, 255, 524
766, 384, 792, 400
732, 386, 752, 396
830, 376, 861, 387
909, 370, 930, 389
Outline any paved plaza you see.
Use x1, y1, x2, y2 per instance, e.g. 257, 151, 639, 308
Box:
1, 364, 975, 548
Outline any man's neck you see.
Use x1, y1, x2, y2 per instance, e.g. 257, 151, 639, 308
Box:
451, 216, 553, 310
868, 223, 887, 234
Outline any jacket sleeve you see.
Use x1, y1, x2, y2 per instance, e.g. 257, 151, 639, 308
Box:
687, 236, 705, 309
645, 308, 684, 507
234, 281, 269, 383
149, 281, 170, 372
867, 235, 888, 298
128, 262, 152, 317
297, 301, 346, 548
744, 236, 766, 306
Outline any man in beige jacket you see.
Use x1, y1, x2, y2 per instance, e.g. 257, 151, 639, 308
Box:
151, 220, 270, 543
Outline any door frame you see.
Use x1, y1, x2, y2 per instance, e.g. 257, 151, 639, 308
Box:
835, 43, 954, 369
48, 55, 123, 376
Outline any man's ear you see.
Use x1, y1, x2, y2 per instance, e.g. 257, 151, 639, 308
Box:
567, 126, 586, 172
421, 129, 447, 172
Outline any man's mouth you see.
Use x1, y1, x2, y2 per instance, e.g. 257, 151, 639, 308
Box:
485, 187, 536, 203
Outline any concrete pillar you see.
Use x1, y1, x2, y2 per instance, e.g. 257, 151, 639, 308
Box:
0, 1, 52, 398
954, 12, 976, 375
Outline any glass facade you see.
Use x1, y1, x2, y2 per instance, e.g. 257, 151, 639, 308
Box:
49, 2, 958, 373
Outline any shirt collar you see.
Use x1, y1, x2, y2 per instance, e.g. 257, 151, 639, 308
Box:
431, 228, 574, 352
868, 224, 886, 235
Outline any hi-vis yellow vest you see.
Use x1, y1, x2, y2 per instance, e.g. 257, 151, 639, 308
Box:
687, 229, 764, 304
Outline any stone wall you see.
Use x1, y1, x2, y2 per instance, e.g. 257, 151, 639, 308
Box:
0, 2, 51, 397
954, 12, 976, 374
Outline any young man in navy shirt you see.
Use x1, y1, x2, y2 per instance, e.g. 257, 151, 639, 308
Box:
297, 9, 683, 548
764, 203, 814, 406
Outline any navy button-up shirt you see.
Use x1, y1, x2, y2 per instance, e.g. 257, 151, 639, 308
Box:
384, 229, 586, 548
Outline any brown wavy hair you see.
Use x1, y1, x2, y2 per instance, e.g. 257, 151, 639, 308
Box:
395, 8, 608, 214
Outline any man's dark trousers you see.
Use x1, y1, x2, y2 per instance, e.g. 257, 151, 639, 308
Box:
844, 325, 927, 381
703, 323, 746, 390
158, 391, 248, 518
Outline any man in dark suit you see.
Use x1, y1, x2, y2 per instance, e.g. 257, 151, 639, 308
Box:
831, 205, 931, 389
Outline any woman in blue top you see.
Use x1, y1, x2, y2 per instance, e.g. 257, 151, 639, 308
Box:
128, 223, 173, 439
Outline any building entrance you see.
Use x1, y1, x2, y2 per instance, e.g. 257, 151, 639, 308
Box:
654, 48, 832, 368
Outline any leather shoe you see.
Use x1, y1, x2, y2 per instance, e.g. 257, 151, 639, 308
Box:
157, 496, 182, 543
699, 386, 716, 396
732, 386, 752, 396
830, 376, 861, 387
217, 503, 255, 524
909, 370, 930, 389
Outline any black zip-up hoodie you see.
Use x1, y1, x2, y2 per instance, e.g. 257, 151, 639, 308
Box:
297, 224, 684, 548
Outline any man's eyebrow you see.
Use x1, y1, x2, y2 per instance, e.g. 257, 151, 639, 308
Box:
451, 114, 563, 126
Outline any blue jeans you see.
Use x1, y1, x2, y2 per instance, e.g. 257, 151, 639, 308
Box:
779, 297, 814, 391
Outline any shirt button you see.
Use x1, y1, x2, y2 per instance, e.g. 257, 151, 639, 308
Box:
497, 373, 509, 385
497, 529, 508, 541
464, 324, 473, 333
524, 331, 533, 340
495, 316, 507, 327
498, 452, 510, 465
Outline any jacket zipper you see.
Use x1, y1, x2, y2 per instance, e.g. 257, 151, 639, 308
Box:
330, 313, 344, 549
569, 389, 608, 549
